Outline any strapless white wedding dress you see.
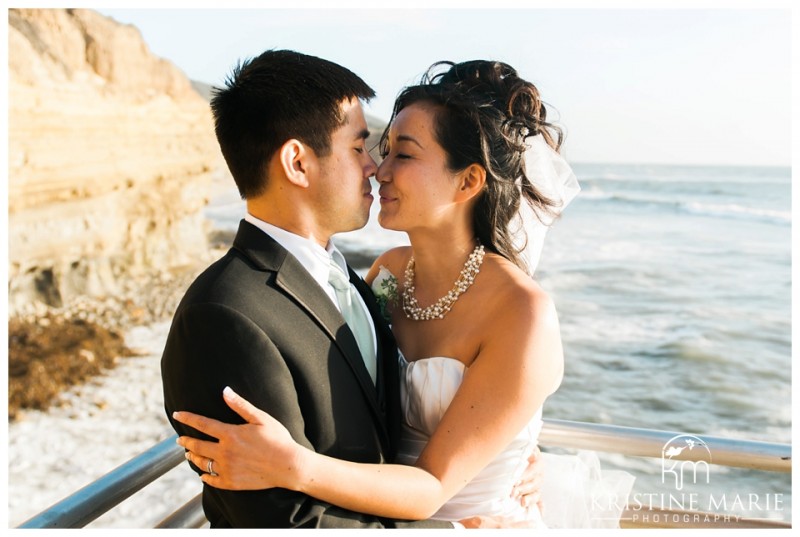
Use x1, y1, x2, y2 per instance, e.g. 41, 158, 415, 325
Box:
394, 354, 635, 528
394, 354, 548, 526
371, 268, 634, 528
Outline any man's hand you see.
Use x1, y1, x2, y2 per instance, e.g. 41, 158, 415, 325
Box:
511, 446, 544, 514
459, 448, 546, 528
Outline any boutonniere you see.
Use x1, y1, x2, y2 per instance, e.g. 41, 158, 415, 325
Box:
371, 266, 399, 324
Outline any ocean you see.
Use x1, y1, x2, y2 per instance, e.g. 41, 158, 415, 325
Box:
204, 162, 792, 523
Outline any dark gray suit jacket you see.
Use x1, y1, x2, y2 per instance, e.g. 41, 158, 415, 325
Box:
161, 220, 449, 528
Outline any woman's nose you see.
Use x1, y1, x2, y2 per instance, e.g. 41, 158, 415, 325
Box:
376, 159, 390, 183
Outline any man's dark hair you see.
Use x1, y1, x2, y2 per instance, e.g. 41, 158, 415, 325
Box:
211, 49, 375, 198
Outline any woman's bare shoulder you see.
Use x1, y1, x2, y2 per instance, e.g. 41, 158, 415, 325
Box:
476, 256, 563, 389
480, 255, 558, 329
365, 246, 411, 285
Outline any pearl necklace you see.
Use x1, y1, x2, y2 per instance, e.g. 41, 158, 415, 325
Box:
401, 243, 486, 321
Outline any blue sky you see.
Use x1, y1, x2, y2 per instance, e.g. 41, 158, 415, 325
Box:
88, 5, 791, 166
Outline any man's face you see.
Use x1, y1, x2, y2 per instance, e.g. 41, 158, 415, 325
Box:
312, 98, 378, 235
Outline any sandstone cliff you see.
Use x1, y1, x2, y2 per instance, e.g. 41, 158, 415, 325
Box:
8, 8, 222, 314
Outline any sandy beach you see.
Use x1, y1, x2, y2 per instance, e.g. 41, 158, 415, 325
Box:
8, 321, 202, 528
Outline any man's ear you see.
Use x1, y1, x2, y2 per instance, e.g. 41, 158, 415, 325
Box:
278, 139, 313, 188
455, 163, 487, 203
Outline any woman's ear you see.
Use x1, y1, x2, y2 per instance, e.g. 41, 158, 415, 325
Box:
455, 163, 487, 202
278, 139, 313, 188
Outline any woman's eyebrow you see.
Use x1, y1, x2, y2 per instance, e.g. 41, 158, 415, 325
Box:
396, 133, 424, 149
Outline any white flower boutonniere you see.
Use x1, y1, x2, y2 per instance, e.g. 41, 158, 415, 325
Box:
371, 265, 399, 324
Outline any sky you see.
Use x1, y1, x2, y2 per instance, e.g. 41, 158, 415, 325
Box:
81, 2, 793, 167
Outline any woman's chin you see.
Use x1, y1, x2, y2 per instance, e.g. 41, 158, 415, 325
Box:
377, 213, 401, 231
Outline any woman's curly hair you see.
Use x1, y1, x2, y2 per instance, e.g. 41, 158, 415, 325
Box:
381, 60, 565, 272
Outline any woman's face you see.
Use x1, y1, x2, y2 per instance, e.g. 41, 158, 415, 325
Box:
376, 102, 461, 233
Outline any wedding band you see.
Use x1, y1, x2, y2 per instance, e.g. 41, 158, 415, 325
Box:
207, 459, 218, 476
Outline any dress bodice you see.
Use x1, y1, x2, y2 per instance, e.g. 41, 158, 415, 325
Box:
400, 356, 469, 437
395, 353, 544, 523
370, 266, 634, 528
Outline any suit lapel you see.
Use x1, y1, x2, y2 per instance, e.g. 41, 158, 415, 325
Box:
351, 269, 402, 458
350, 271, 388, 408
231, 221, 389, 449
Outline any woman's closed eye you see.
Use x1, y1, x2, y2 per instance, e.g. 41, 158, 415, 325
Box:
380, 149, 411, 160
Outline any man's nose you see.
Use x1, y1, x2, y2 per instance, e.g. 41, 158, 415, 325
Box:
364, 154, 378, 178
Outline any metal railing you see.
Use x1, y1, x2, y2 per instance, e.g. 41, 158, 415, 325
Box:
17, 436, 197, 529
17, 419, 792, 529
540, 418, 791, 472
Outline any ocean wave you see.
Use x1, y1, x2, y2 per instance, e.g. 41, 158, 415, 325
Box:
574, 164, 791, 185
683, 202, 791, 225
576, 188, 615, 201
578, 188, 790, 225
583, 175, 791, 187
578, 188, 678, 207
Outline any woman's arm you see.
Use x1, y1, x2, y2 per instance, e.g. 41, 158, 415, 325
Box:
176, 280, 562, 520
176, 388, 446, 519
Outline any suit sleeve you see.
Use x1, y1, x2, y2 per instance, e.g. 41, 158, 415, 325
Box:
162, 302, 451, 529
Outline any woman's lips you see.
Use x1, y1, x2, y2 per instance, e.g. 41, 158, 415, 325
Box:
379, 191, 396, 203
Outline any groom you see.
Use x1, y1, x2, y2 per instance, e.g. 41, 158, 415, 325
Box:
160, 49, 453, 528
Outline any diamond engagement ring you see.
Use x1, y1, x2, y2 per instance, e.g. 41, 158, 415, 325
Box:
207, 459, 218, 477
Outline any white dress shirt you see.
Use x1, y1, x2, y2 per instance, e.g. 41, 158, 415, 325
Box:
244, 213, 377, 358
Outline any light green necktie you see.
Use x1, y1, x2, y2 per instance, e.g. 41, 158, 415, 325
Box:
328, 259, 376, 384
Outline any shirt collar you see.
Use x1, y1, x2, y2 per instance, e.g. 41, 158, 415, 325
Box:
244, 213, 346, 286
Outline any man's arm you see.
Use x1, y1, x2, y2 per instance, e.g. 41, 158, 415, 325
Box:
162, 302, 450, 528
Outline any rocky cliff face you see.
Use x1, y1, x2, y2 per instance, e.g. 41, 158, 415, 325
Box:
8, 8, 222, 315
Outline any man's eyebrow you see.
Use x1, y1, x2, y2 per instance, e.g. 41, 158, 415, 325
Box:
355, 128, 370, 141
397, 134, 424, 149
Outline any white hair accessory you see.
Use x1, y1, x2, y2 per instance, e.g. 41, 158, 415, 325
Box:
510, 134, 581, 276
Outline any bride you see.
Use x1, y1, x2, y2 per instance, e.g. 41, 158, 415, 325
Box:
175, 60, 624, 527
